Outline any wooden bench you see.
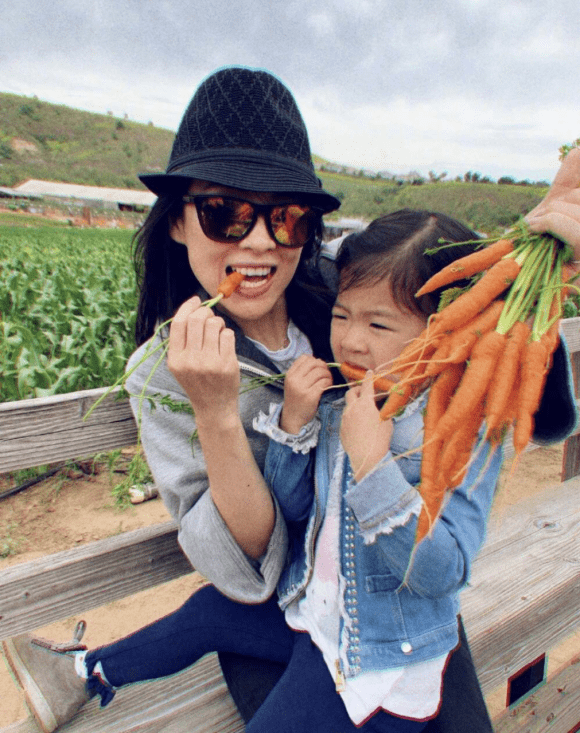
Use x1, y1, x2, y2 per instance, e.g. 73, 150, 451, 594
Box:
1, 317, 579, 733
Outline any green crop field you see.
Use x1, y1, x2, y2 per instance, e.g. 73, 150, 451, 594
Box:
1, 226, 137, 401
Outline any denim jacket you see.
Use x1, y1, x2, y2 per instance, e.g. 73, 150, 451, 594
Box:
256, 393, 504, 677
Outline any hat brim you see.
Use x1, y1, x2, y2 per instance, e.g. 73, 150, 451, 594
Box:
139, 149, 341, 214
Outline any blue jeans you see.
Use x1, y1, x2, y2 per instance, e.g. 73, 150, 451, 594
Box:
86, 585, 427, 733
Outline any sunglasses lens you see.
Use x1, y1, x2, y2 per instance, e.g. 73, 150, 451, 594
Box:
198, 198, 254, 242
196, 197, 319, 247
270, 204, 318, 247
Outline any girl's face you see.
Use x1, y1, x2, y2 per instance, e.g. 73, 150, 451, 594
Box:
331, 277, 427, 379
170, 181, 305, 326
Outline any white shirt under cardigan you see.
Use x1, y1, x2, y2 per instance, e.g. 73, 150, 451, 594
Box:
252, 324, 447, 725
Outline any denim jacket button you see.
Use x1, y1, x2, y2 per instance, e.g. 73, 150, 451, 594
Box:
401, 642, 413, 654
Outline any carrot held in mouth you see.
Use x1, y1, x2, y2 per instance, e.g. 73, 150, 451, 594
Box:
338, 363, 395, 394
218, 271, 246, 297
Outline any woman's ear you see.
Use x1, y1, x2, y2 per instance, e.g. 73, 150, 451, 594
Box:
169, 214, 186, 244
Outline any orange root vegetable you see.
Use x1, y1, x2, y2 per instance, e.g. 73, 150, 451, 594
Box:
441, 402, 484, 489
416, 239, 514, 297
415, 476, 446, 544
513, 339, 551, 455
379, 381, 414, 421
425, 300, 504, 376
425, 339, 452, 376
391, 325, 440, 373
430, 257, 521, 336
425, 362, 465, 430
431, 330, 506, 442
217, 271, 245, 297
338, 363, 395, 394
484, 321, 530, 438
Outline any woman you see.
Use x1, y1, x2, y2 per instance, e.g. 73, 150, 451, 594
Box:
4, 65, 580, 733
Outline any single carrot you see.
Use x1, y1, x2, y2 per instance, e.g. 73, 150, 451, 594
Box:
425, 339, 452, 376
512, 339, 550, 456
440, 402, 484, 489
415, 478, 446, 545
425, 362, 465, 432
431, 330, 507, 442
217, 271, 245, 297
415, 239, 514, 297
416, 365, 464, 519
378, 381, 414, 421
484, 321, 530, 439
338, 363, 395, 394
430, 257, 521, 336
390, 323, 441, 374
425, 300, 504, 376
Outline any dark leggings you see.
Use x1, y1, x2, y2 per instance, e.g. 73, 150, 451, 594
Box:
86, 585, 427, 732
220, 617, 493, 733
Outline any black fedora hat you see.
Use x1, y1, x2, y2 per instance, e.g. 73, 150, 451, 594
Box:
139, 66, 341, 213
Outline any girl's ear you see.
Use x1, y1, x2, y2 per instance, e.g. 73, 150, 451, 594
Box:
169, 214, 186, 244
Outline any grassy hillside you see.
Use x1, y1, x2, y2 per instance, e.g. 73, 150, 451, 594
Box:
0, 93, 173, 189
0, 92, 547, 233
318, 174, 547, 234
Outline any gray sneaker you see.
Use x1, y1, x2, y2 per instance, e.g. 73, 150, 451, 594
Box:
2, 622, 92, 732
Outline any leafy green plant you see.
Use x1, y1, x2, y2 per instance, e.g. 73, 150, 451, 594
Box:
110, 450, 153, 509
1, 226, 137, 400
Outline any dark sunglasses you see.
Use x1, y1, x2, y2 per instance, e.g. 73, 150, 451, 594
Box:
182, 195, 322, 248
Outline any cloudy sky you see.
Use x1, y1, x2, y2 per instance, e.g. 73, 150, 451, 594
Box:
3, 0, 580, 182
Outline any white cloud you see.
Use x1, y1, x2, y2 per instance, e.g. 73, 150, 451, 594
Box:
2, 0, 580, 181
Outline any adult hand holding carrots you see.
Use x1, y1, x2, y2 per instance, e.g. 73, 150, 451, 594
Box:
526, 147, 580, 265
340, 372, 394, 482
168, 295, 240, 420
280, 355, 333, 435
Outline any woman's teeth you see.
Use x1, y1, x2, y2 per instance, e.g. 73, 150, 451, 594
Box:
231, 266, 273, 287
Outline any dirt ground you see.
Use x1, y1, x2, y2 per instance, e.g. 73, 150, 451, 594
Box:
0, 443, 577, 726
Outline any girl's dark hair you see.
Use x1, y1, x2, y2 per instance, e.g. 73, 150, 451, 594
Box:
132, 193, 333, 358
335, 209, 481, 317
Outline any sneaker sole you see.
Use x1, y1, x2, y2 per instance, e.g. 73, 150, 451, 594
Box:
2, 638, 58, 733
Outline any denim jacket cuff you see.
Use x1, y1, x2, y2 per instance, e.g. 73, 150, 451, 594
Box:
253, 403, 321, 454
345, 452, 422, 543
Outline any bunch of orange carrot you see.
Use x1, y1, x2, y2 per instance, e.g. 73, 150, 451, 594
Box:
353, 225, 577, 544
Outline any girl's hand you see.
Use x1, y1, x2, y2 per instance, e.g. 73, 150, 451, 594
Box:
167, 296, 239, 421
525, 147, 580, 265
280, 355, 333, 434
340, 372, 394, 481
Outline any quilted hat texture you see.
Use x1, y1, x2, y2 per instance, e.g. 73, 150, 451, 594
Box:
140, 66, 340, 212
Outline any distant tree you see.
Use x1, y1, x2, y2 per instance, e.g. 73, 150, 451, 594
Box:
498, 176, 516, 185
428, 170, 448, 182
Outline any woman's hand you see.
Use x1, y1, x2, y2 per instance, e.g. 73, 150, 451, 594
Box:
340, 372, 394, 481
525, 147, 580, 265
167, 296, 240, 422
280, 355, 333, 434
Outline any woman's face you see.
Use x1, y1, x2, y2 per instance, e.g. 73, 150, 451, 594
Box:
170, 181, 305, 326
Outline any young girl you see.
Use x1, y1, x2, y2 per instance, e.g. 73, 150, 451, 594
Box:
247, 210, 506, 730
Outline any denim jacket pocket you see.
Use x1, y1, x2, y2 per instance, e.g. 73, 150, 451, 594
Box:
365, 572, 401, 593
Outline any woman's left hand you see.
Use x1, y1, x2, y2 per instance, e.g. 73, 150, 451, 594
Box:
340, 372, 393, 481
525, 147, 580, 265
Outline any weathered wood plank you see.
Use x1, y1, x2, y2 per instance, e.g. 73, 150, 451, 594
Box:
561, 316, 580, 354
493, 657, 580, 733
0, 388, 137, 474
1, 654, 244, 733
0, 522, 191, 640
462, 476, 580, 696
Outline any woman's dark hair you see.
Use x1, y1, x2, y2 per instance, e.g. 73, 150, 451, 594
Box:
132, 193, 333, 357
335, 209, 481, 318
